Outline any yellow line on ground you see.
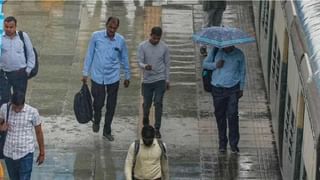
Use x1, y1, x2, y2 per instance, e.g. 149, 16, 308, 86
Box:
0, 161, 4, 179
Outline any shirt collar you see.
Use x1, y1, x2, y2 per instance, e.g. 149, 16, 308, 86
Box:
104, 31, 116, 41
3, 31, 18, 38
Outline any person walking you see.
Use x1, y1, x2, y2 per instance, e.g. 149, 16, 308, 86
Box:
124, 125, 169, 180
82, 16, 131, 141
0, 91, 45, 180
200, 0, 226, 56
0, 16, 36, 104
202, 45, 246, 153
137, 26, 170, 139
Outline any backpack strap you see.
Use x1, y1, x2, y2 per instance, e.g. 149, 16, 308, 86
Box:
132, 140, 140, 175
18, 31, 28, 63
157, 139, 167, 160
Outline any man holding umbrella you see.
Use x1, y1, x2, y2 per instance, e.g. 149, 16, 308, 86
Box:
202, 45, 246, 153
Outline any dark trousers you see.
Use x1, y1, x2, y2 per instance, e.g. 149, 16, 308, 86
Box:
211, 84, 240, 149
0, 68, 28, 106
5, 152, 34, 180
91, 80, 119, 135
142, 80, 166, 130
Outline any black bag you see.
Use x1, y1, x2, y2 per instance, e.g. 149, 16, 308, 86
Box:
73, 83, 93, 124
18, 31, 39, 79
202, 47, 219, 92
0, 103, 10, 159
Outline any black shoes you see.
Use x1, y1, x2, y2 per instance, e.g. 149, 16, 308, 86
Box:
143, 117, 149, 126
103, 133, 114, 141
92, 123, 100, 133
219, 147, 227, 153
231, 147, 239, 154
155, 129, 161, 139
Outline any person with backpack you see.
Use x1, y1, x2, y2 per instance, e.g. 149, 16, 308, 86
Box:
0, 16, 36, 104
124, 125, 169, 180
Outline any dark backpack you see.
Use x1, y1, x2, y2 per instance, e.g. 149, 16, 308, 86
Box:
202, 47, 219, 92
73, 83, 93, 124
132, 139, 167, 177
18, 31, 39, 79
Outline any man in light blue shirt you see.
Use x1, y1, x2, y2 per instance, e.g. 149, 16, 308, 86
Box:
0, 16, 35, 105
203, 45, 246, 153
82, 16, 131, 141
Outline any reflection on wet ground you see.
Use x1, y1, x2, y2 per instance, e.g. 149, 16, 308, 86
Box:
2, 0, 282, 179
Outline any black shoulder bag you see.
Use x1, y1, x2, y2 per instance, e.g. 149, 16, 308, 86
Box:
0, 103, 10, 159
202, 47, 219, 92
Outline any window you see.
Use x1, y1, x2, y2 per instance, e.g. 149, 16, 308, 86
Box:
261, 0, 269, 36
284, 90, 295, 162
271, 35, 281, 91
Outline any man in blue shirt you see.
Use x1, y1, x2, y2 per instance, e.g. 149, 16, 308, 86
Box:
203, 45, 246, 153
0, 16, 36, 105
82, 16, 131, 141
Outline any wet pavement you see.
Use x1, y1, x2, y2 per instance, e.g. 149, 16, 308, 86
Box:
2, 0, 282, 179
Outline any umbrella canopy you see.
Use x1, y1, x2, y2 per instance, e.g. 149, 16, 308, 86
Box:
192, 26, 255, 48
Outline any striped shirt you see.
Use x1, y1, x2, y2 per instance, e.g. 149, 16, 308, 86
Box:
0, 103, 41, 160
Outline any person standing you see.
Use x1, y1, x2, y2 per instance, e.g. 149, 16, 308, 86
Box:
137, 26, 170, 138
202, 46, 246, 153
200, 0, 226, 56
82, 16, 131, 141
0, 91, 45, 180
124, 125, 169, 180
0, 16, 36, 104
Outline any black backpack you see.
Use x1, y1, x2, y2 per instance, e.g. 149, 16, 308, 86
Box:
202, 47, 219, 92
73, 83, 93, 124
18, 31, 39, 79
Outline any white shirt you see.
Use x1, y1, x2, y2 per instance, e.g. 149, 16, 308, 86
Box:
0, 103, 41, 160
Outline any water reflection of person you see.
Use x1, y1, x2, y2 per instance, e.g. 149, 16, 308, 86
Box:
73, 143, 116, 179
228, 154, 239, 179
200, 0, 226, 56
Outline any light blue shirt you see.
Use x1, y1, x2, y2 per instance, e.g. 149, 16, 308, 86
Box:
203, 47, 246, 90
82, 30, 131, 85
0, 31, 35, 74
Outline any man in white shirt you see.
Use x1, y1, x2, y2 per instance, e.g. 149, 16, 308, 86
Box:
0, 16, 36, 103
0, 91, 45, 180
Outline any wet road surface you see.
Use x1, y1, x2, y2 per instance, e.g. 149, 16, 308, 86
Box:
2, 0, 282, 179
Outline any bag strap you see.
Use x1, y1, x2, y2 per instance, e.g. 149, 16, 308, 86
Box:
18, 31, 28, 63
5, 103, 10, 123
132, 140, 140, 175
211, 47, 219, 63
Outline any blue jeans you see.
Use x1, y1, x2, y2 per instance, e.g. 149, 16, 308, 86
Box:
142, 80, 166, 130
5, 152, 34, 180
211, 84, 240, 149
